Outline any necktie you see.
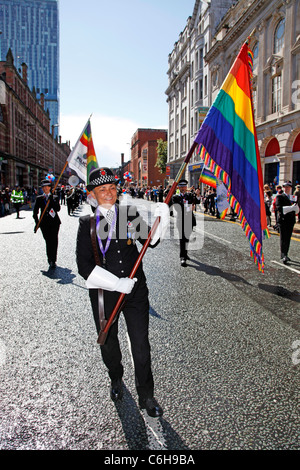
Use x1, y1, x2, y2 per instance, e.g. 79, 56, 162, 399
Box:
105, 209, 114, 226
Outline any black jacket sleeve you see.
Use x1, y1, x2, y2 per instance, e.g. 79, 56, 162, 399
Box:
76, 215, 96, 280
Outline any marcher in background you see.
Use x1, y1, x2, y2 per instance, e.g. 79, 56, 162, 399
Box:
66, 186, 76, 215
11, 186, 24, 218
76, 167, 169, 417
3, 187, 10, 215
172, 179, 196, 267
264, 188, 273, 227
33, 179, 61, 269
275, 181, 299, 264
294, 184, 300, 223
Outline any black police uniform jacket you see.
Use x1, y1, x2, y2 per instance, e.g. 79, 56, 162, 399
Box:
76, 203, 157, 331
33, 194, 61, 229
172, 191, 196, 238
275, 192, 296, 228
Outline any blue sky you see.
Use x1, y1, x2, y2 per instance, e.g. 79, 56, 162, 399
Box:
59, 0, 195, 167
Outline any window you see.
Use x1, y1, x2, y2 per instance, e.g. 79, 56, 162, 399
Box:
274, 18, 285, 54
253, 43, 259, 70
272, 74, 282, 113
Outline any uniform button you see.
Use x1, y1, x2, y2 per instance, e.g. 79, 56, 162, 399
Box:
121, 270, 124, 274
119, 260, 122, 263
117, 250, 120, 253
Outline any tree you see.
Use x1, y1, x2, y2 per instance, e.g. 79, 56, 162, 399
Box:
155, 138, 167, 174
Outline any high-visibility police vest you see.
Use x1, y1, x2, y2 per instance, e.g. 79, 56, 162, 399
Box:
11, 190, 24, 204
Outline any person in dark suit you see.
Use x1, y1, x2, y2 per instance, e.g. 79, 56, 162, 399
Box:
76, 167, 169, 417
275, 181, 299, 264
172, 179, 196, 267
33, 179, 61, 268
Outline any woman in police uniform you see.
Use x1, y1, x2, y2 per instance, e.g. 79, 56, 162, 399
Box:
33, 179, 61, 268
76, 167, 169, 417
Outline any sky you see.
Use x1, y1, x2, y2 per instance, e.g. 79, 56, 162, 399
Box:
59, 0, 196, 168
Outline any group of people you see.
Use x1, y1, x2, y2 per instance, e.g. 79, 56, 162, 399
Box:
0, 185, 38, 218
3, 171, 300, 420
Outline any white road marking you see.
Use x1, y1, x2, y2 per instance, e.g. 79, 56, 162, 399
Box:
195, 227, 232, 244
271, 260, 300, 274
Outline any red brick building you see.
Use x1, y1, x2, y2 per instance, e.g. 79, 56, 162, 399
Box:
130, 128, 167, 187
0, 49, 70, 189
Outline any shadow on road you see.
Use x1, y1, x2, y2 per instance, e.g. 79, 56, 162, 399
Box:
114, 385, 190, 451
41, 266, 77, 284
257, 284, 300, 303
188, 258, 250, 285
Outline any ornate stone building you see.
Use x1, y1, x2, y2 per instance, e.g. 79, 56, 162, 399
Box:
166, 0, 236, 186
166, 0, 300, 188
207, 0, 300, 187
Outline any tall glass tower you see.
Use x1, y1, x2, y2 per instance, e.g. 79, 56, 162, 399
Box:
0, 0, 59, 134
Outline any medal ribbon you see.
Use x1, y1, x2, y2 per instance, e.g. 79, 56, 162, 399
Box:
96, 206, 117, 263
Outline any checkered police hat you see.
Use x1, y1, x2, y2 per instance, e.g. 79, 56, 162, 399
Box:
86, 167, 117, 191
41, 179, 52, 187
178, 179, 188, 187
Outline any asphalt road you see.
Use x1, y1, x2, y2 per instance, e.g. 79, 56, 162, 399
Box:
0, 196, 299, 452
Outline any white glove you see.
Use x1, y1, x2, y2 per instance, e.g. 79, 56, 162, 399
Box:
86, 265, 137, 293
283, 203, 299, 215
150, 203, 170, 245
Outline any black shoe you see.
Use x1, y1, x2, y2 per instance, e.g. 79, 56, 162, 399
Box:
282, 256, 288, 264
139, 397, 163, 417
180, 258, 187, 267
49, 261, 56, 269
110, 378, 123, 402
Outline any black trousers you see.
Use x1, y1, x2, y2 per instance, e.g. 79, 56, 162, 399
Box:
179, 237, 189, 259
279, 222, 294, 257
89, 281, 154, 400
40, 224, 60, 264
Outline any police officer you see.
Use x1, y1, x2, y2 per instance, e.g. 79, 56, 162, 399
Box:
275, 181, 299, 264
76, 167, 169, 417
11, 185, 24, 218
33, 179, 61, 268
172, 179, 196, 267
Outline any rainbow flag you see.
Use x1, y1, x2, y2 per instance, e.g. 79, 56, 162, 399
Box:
195, 41, 269, 271
199, 167, 217, 188
67, 118, 98, 184
81, 121, 98, 185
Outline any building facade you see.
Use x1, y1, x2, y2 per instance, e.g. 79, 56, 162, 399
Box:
166, 0, 236, 186
166, 0, 300, 188
0, 0, 59, 135
206, 0, 300, 187
130, 128, 167, 188
0, 49, 70, 189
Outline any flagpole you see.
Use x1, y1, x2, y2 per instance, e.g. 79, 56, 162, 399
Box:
97, 140, 198, 345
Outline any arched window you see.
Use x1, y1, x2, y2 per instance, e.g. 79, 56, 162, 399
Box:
292, 133, 300, 152
265, 138, 280, 157
274, 18, 285, 54
253, 42, 259, 70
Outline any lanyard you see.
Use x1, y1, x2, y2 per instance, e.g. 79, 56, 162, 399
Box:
96, 206, 117, 265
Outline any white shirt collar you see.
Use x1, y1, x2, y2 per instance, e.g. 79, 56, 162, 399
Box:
98, 204, 116, 217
